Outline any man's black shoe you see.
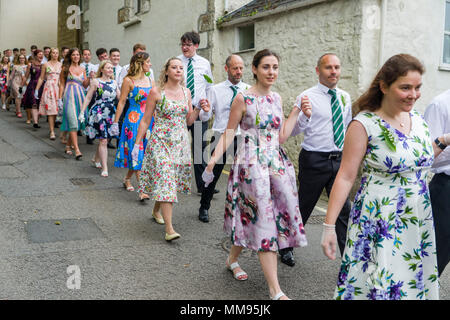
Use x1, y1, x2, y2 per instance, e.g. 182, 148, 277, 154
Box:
280, 248, 295, 267
198, 208, 209, 223
86, 137, 94, 145
214, 189, 220, 194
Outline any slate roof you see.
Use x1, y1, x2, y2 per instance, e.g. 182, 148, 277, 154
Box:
220, 0, 307, 23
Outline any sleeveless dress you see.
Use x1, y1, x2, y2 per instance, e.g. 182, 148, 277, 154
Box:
60, 72, 87, 132
10, 65, 27, 98
139, 87, 191, 202
114, 84, 151, 170
0, 66, 8, 93
85, 79, 118, 140
39, 63, 61, 116
334, 111, 439, 300
22, 64, 43, 109
224, 92, 308, 252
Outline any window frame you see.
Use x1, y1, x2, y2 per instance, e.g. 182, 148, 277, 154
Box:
234, 23, 255, 53
440, 0, 450, 70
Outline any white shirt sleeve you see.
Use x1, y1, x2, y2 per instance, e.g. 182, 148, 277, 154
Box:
200, 85, 216, 122
424, 100, 445, 139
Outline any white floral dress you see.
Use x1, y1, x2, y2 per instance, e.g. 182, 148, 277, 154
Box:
138, 87, 191, 202
335, 110, 439, 300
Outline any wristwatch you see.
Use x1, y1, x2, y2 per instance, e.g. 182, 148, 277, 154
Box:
435, 137, 447, 150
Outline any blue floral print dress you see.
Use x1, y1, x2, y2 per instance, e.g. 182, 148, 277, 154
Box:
114, 84, 151, 170
335, 111, 439, 300
85, 79, 117, 139
224, 92, 308, 252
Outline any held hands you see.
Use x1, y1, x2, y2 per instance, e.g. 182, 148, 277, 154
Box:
202, 168, 215, 188
78, 113, 85, 123
131, 143, 140, 162
299, 95, 312, 119
197, 99, 211, 113
110, 122, 120, 137
321, 223, 337, 260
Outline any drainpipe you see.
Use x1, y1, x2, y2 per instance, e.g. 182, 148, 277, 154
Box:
224, 0, 229, 12
378, 0, 387, 67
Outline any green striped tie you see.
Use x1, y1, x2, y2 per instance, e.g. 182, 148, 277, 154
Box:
187, 58, 195, 100
230, 85, 238, 107
328, 89, 344, 149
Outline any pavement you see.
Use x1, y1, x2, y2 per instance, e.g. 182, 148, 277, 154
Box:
0, 106, 449, 300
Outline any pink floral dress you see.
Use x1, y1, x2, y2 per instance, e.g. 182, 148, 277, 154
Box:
138, 87, 191, 202
224, 92, 308, 252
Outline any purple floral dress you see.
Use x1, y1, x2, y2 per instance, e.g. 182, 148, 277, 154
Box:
224, 92, 307, 252
335, 111, 439, 300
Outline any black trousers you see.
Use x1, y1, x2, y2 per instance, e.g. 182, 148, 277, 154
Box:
298, 149, 351, 255
430, 173, 450, 276
200, 133, 239, 210
188, 120, 208, 192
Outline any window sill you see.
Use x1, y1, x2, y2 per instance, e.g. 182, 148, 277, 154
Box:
122, 16, 141, 28
234, 48, 256, 54
438, 64, 450, 72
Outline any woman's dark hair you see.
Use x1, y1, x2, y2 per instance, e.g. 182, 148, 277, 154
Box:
354, 54, 425, 113
62, 48, 81, 80
252, 49, 280, 80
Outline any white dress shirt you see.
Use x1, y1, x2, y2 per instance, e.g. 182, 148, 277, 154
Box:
177, 53, 213, 109
117, 64, 154, 89
80, 62, 96, 76
424, 89, 450, 175
291, 82, 353, 152
200, 80, 250, 135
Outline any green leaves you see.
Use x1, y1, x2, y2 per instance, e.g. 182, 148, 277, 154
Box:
203, 74, 213, 84
379, 123, 396, 152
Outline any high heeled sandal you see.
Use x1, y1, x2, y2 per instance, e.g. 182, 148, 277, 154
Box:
91, 159, 102, 168
64, 146, 73, 155
101, 171, 108, 177
226, 258, 248, 281
123, 178, 134, 192
139, 193, 150, 202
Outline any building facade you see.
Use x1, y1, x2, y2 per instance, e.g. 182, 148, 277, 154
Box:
78, 0, 450, 171
0, 0, 58, 52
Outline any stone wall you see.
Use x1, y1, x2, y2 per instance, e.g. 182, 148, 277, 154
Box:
215, 0, 364, 171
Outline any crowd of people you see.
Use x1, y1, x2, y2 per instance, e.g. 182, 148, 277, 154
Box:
1, 31, 450, 301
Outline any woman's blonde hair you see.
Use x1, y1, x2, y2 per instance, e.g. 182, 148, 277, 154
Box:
158, 57, 185, 89
126, 52, 149, 79
96, 60, 114, 79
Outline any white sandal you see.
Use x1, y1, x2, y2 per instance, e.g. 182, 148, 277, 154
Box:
101, 171, 108, 177
270, 292, 290, 300
226, 258, 248, 281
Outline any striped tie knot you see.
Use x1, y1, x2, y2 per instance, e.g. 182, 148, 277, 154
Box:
328, 88, 344, 149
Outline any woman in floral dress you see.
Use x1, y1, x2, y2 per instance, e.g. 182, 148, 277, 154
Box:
80, 60, 120, 177
203, 49, 307, 300
22, 50, 44, 126
321, 54, 450, 300
9, 54, 27, 118
132, 57, 210, 242
35, 48, 62, 140
0, 55, 10, 110
112, 52, 155, 201
59, 48, 90, 160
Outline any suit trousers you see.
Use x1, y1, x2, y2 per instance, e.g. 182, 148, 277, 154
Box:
188, 119, 208, 192
200, 133, 239, 210
429, 173, 450, 276
298, 149, 351, 255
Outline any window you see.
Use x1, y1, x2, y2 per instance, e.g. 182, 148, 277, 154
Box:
443, 0, 450, 65
133, 0, 141, 14
237, 24, 255, 52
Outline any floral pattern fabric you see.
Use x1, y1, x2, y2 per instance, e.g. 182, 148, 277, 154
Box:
335, 111, 439, 300
85, 79, 117, 139
114, 85, 151, 170
10, 65, 27, 98
224, 92, 307, 252
0, 66, 8, 93
138, 87, 191, 202
39, 63, 61, 116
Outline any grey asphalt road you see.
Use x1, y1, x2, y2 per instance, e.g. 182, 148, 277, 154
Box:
0, 108, 448, 300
